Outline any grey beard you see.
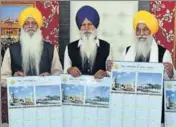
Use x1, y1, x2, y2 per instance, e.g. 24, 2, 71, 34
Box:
80, 30, 97, 71
135, 35, 153, 60
20, 28, 43, 75
135, 53, 150, 62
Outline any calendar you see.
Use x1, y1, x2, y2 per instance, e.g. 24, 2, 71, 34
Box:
7, 76, 62, 127
110, 62, 164, 127
61, 75, 112, 127
164, 80, 176, 127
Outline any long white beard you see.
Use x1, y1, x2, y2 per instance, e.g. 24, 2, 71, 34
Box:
135, 35, 153, 60
20, 28, 43, 75
80, 30, 97, 70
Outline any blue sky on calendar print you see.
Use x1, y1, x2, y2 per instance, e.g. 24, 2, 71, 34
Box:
62, 84, 84, 96
36, 85, 60, 99
166, 90, 176, 103
86, 86, 110, 99
137, 73, 162, 85
112, 72, 136, 84
9, 86, 34, 99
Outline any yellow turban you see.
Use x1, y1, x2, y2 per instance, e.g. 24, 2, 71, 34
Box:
18, 7, 43, 28
133, 10, 159, 35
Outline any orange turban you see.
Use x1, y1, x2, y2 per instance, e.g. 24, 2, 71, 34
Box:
18, 7, 43, 28
133, 10, 159, 35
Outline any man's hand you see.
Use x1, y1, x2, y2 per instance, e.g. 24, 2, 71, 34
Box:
67, 67, 82, 77
163, 62, 174, 79
40, 72, 50, 76
94, 69, 107, 79
14, 71, 26, 76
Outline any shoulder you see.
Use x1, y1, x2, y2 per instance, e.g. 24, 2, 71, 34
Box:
157, 44, 167, 55
68, 40, 79, 47
99, 39, 110, 46
98, 39, 110, 50
158, 44, 166, 50
9, 42, 20, 48
43, 40, 54, 47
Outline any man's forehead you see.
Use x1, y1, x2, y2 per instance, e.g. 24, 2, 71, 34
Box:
136, 23, 148, 28
82, 18, 92, 24
25, 17, 37, 22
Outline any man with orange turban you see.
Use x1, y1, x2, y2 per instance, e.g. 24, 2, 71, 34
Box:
124, 10, 175, 80
1, 7, 63, 87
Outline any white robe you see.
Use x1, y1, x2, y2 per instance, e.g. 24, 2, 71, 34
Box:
123, 39, 176, 79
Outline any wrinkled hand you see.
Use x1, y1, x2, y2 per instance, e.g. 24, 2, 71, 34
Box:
40, 72, 50, 76
163, 62, 174, 79
67, 67, 82, 77
94, 70, 107, 79
14, 71, 26, 76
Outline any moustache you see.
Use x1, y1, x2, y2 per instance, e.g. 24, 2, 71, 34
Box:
26, 29, 36, 32
138, 36, 147, 41
84, 31, 92, 35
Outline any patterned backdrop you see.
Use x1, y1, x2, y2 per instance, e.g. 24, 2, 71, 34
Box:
150, 1, 175, 65
36, 1, 59, 46
1, 1, 59, 123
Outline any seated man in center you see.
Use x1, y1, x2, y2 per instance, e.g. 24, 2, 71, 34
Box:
64, 5, 112, 79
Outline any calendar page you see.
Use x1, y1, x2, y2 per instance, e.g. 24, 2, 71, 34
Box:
7, 76, 62, 127
110, 61, 164, 127
164, 80, 176, 127
61, 75, 112, 127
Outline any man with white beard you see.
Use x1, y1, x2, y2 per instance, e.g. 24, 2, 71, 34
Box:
124, 10, 176, 126
64, 5, 112, 79
124, 10, 175, 79
1, 7, 63, 87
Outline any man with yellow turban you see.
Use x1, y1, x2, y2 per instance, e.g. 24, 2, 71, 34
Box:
124, 10, 175, 80
64, 5, 112, 79
1, 7, 63, 87
124, 10, 176, 126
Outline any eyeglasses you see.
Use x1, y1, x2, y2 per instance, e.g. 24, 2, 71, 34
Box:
136, 27, 150, 35
23, 21, 38, 27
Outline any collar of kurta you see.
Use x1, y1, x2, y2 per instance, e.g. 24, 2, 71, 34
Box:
77, 38, 100, 47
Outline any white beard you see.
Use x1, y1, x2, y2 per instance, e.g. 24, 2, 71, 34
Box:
80, 30, 97, 70
135, 35, 153, 60
20, 28, 43, 75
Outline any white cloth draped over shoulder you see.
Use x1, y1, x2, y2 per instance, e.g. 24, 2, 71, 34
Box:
123, 39, 176, 79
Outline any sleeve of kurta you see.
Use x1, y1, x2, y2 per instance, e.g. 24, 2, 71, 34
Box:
1, 48, 12, 87
106, 46, 114, 76
50, 47, 63, 75
163, 50, 176, 79
64, 46, 72, 73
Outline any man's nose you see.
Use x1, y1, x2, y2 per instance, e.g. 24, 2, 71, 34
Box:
29, 23, 33, 28
85, 25, 90, 30
139, 30, 145, 36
